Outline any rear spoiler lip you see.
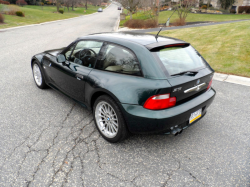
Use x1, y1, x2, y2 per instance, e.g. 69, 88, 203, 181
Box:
145, 41, 190, 50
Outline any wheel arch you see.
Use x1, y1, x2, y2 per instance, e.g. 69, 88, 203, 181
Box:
31, 54, 49, 86
31, 58, 37, 68
31, 53, 46, 68
90, 89, 121, 111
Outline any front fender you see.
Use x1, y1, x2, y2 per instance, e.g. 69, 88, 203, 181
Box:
31, 53, 46, 68
31, 53, 50, 84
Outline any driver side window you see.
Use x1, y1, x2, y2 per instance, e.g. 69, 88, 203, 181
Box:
66, 40, 103, 68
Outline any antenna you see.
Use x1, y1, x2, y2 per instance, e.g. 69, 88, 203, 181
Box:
155, 27, 162, 41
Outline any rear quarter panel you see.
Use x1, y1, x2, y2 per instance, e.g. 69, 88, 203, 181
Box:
86, 69, 172, 106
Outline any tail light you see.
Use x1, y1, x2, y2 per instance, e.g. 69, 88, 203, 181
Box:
143, 94, 176, 110
207, 79, 213, 90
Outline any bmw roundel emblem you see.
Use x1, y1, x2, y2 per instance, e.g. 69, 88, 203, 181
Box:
197, 79, 200, 85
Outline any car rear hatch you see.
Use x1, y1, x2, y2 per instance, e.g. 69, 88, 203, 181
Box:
149, 43, 214, 105
167, 68, 213, 105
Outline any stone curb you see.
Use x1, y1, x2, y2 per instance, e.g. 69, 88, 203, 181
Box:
0, 3, 113, 32
213, 73, 250, 87
113, 11, 121, 32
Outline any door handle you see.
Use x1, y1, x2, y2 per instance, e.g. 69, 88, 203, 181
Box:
76, 74, 84, 80
62, 61, 70, 66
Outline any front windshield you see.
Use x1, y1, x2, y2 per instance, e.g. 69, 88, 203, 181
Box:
152, 45, 206, 76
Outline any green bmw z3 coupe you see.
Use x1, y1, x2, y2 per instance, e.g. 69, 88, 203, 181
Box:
31, 32, 216, 143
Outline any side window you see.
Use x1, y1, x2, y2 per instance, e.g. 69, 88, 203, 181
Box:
95, 44, 141, 76
65, 44, 75, 60
64, 40, 103, 68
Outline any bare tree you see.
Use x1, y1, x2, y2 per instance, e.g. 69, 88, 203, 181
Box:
56, 0, 60, 11
64, 0, 70, 11
71, 0, 76, 10
207, 0, 211, 8
175, 0, 197, 21
119, 0, 140, 19
139, 0, 153, 12
85, 0, 87, 9
89, 0, 103, 6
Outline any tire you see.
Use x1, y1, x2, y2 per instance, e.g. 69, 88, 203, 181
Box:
93, 95, 129, 143
32, 61, 47, 89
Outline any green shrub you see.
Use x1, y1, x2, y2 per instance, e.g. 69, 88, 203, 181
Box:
16, 11, 25, 17
230, 9, 236, 13
0, 13, 4, 23
124, 19, 144, 28
201, 5, 207, 9
0, 0, 10, 5
58, 9, 64, 14
16, 0, 27, 6
124, 19, 158, 29
173, 18, 186, 26
238, 6, 250, 13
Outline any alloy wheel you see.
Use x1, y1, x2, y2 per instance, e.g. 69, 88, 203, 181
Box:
95, 101, 119, 138
33, 64, 42, 86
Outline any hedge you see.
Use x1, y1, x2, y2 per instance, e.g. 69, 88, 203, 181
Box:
238, 6, 250, 13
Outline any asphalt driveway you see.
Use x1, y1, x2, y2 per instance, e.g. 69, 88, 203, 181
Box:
0, 4, 249, 186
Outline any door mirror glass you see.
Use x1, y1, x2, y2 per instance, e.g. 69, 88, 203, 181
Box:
57, 54, 66, 63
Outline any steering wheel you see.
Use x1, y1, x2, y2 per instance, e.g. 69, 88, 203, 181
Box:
78, 49, 97, 67
78, 49, 97, 60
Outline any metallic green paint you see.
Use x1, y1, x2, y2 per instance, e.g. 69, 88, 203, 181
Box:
120, 88, 216, 133
31, 32, 216, 134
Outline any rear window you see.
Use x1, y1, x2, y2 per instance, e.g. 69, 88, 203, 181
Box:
151, 45, 206, 76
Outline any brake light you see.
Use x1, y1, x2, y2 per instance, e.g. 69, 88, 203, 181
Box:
143, 94, 176, 110
207, 79, 213, 90
165, 44, 186, 48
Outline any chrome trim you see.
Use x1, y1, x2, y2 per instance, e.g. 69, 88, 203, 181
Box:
153, 94, 169, 100
184, 83, 206, 93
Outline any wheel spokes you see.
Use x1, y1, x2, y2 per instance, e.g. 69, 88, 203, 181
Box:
95, 101, 119, 138
33, 64, 42, 86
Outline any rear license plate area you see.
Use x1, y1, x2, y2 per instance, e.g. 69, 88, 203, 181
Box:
189, 109, 202, 124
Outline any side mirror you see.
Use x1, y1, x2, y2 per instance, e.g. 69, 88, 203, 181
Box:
56, 54, 66, 63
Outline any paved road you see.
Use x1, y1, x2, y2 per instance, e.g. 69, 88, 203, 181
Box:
0, 4, 250, 186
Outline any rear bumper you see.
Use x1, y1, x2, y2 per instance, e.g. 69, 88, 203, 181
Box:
120, 88, 216, 134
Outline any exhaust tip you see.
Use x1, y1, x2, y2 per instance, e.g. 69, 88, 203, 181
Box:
171, 129, 178, 136
171, 128, 183, 136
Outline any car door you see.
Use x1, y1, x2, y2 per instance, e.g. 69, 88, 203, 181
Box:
46, 40, 104, 103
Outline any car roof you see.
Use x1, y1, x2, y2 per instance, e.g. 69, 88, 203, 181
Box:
77, 32, 188, 49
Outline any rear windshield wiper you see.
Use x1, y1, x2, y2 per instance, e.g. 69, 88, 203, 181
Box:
171, 71, 199, 76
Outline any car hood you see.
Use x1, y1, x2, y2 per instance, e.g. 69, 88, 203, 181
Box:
44, 48, 65, 56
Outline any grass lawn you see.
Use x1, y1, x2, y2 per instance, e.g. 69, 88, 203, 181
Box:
151, 21, 250, 77
0, 4, 105, 29
120, 10, 250, 26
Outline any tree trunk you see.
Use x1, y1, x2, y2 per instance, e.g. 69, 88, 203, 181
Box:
207, 0, 211, 9
85, 0, 87, 10
157, 0, 160, 16
129, 12, 132, 20
56, 0, 59, 12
